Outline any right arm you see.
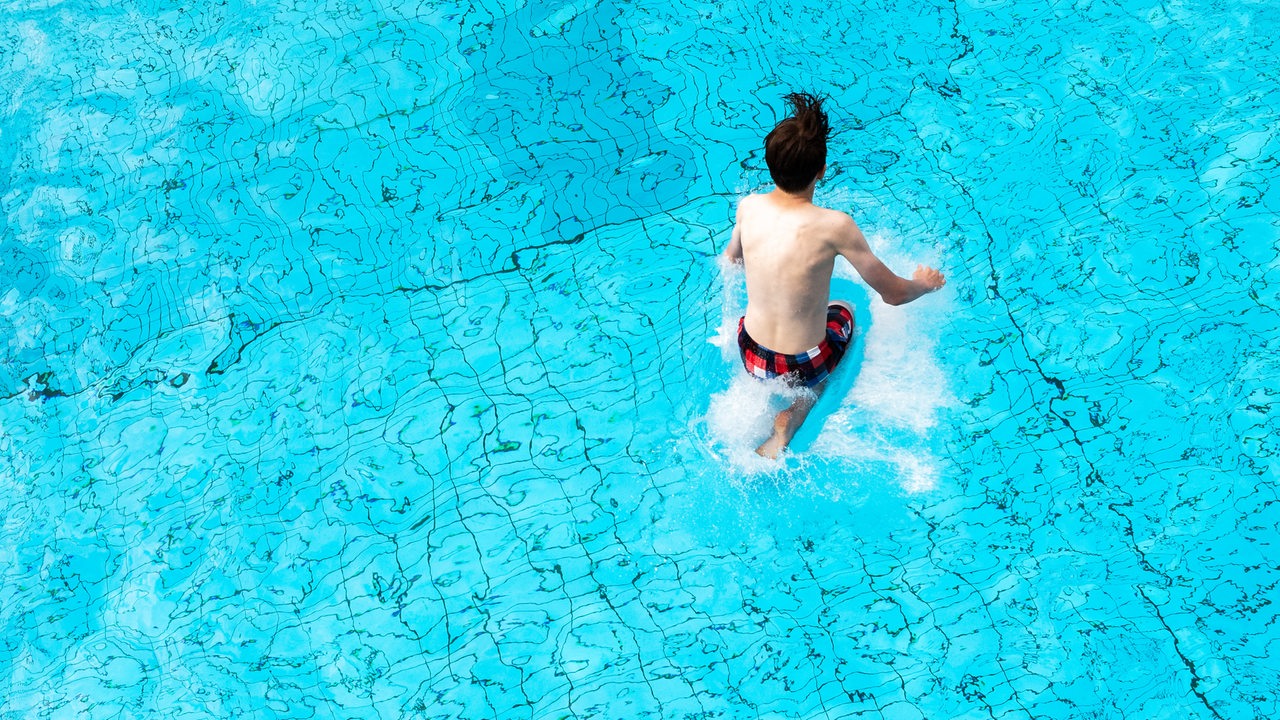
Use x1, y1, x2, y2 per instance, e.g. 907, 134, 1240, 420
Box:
723, 222, 743, 264
831, 214, 944, 306
722, 204, 744, 265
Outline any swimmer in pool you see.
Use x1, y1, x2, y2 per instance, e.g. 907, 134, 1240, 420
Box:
723, 92, 945, 458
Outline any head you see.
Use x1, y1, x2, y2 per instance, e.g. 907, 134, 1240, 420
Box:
764, 92, 830, 193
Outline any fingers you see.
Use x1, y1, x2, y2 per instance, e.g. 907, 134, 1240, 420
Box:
914, 264, 946, 290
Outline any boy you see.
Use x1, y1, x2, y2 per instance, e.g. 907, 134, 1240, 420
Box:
723, 92, 945, 458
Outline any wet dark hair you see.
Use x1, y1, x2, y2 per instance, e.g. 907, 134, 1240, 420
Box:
764, 92, 830, 192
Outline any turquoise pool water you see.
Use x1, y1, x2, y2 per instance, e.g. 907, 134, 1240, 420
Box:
2, 0, 1277, 717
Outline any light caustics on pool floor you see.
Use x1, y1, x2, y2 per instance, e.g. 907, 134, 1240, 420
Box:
1, 0, 1277, 717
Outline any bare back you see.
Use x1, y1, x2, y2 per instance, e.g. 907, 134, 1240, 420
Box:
734, 192, 847, 354
727, 189, 942, 356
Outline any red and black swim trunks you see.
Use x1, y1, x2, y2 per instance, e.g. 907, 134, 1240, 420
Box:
737, 304, 855, 387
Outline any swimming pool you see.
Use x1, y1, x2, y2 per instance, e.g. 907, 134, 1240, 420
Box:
1, 0, 1276, 716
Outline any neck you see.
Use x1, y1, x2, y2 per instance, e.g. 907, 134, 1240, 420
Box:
772, 183, 816, 203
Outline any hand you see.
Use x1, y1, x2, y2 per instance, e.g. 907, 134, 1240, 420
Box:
913, 265, 945, 291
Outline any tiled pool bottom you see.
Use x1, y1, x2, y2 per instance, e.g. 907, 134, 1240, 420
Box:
4, 224, 1276, 720
3, 0, 1279, 716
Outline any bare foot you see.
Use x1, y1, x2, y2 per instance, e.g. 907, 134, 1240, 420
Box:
755, 384, 825, 459
755, 408, 794, 459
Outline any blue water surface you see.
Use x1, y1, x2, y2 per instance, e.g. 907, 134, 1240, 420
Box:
1, 0, 1277, 717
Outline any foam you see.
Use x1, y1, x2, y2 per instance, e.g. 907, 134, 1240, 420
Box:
825, 288, 951, 433
707, 256, 745, 358
705, 373, 812, 470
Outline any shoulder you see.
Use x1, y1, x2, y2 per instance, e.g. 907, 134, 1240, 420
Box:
814, 206, 861, 234
815, 205, 855, 228
815, 208, 867, 250
734, 193, 759, 221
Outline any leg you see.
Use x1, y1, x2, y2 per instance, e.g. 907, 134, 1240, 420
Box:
756, 381, 827, 459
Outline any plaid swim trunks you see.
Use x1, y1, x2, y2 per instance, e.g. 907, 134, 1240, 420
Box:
737, 304, 855, 387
